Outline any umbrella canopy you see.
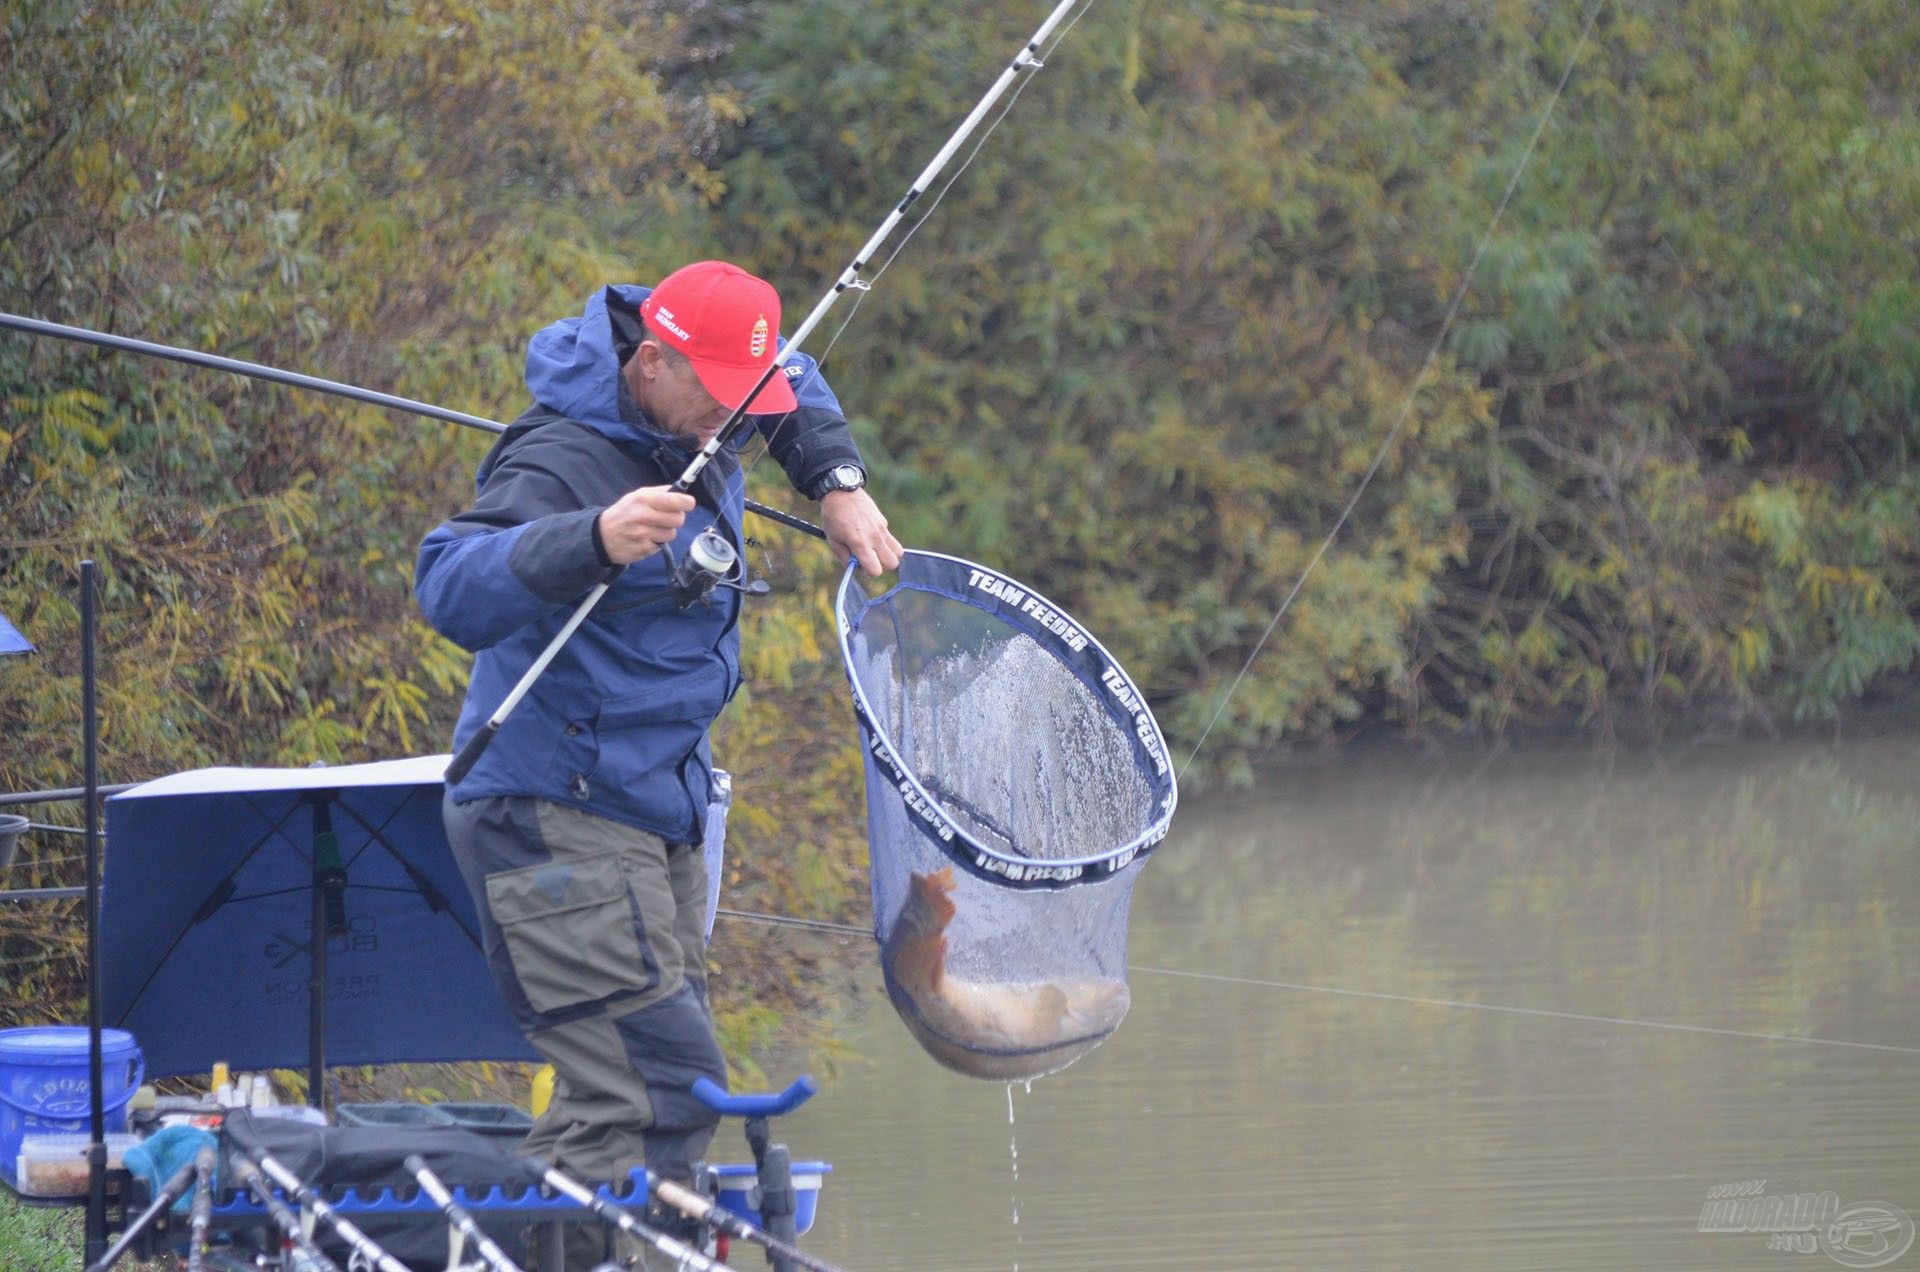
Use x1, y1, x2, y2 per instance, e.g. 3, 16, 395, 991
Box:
101, 756, 534, 1078
0, 611, 33, 655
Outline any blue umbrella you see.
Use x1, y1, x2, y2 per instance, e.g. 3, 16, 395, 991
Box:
101, 756, 534, 1080
0, 612, 37, 866
0, 611, 33, 655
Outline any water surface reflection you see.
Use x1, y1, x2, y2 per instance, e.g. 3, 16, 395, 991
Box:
749, 740, 1919, 1269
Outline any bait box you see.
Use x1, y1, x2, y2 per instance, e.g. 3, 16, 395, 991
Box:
13, 1132, 138, 1197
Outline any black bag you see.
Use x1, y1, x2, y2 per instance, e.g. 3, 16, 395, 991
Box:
222, 1108, 537, 1269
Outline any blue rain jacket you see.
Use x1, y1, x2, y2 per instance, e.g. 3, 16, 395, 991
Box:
417, 284, 861, 842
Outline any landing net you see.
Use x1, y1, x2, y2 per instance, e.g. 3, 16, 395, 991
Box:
836, 551, 1176, 1079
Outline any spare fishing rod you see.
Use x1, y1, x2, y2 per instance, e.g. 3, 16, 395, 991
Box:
403, 1154, 523, 1272
82, 1157, 198, 1272
0, 311, 827, 545
230, 1141, 412, 1272
187, 1143, 216, 1272
228, 1152, 342, 1272
446, 0, 1086, 785
525, 1163, 738, 1272
651, 1177, 846, 1272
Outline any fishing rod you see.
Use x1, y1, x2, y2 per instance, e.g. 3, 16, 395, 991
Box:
0, 782, 140, 807
652, 1177, 847, 1272
82, 1157, 199, 1272
404, 1154, 524, 1272
0, 311, 828, 545
523, 1163, 738, 1272
186, 1144, 216, 1272
231, 1142, 412, 1272
228, 1152, 343, 1272
445, 0, 1087, 786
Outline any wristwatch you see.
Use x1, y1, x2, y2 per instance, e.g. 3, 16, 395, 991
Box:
813, 463, 866, 499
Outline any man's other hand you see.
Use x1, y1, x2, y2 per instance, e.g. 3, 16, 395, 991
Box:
821, 489, 904, 577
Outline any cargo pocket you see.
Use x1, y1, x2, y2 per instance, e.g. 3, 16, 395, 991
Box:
485, 850, 657, 1015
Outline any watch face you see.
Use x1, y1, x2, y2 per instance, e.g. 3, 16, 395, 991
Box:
831, 464, 865, 490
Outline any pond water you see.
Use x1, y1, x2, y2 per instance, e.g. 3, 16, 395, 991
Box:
744, 739, 1919, 1270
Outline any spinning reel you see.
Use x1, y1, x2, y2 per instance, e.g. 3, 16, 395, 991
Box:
667, 527, 770, 607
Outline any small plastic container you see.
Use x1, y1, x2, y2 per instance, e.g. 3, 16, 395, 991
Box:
432, 1101, 534, 1142
335, 1102, 454, 1129
250, 1104, 328, 1126
14, 1133, 138, 1197
707, 1162, 831, 1235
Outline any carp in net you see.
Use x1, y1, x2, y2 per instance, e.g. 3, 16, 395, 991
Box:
837, 551, 1176, 1080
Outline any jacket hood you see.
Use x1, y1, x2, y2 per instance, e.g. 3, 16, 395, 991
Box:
524, 284, 665, 445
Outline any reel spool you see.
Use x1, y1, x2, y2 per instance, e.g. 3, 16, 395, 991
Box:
669, 527, 768, 607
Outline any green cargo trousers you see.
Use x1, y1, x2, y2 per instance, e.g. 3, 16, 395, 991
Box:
443, 795, 726, 1268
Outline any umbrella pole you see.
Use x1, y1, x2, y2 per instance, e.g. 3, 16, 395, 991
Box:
309, 864, 326, 1110
82, 558, 108, 1266
304, 792, 350, 1113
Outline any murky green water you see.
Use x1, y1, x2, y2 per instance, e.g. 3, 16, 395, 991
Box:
735, 739, 1919, 1270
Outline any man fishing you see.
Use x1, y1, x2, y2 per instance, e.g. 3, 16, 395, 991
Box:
416, 259, 900, 1266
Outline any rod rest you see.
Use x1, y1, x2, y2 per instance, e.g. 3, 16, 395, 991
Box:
198, 1166, 651, 1218
691, 1076, 817, 1119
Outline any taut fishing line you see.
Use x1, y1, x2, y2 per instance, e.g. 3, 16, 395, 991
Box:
713, 906, 1918, 1056
1126, 965, 1920, 1056
1177, 0, 1608, 779
714, 907, 867, 937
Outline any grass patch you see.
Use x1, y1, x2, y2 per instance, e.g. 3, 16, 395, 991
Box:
0, 1192, 84, 1272
0, 1191, 174, 1271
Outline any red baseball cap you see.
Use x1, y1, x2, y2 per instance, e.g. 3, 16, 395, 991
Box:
638, 260, 798, 415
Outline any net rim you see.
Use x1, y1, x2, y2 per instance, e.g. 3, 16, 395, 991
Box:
835, 550, 1177, 890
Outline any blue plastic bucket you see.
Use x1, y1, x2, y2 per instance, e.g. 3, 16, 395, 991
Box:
0, 1027, 145, 1185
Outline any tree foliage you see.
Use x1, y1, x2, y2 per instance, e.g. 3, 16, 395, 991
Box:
2, 0, 712, 788
1, 1, 1916, 970
695, 0, 1920, 773
0, 0, 736, 1019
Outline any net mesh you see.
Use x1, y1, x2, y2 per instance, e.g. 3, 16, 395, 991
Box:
838, 553, 1175, 1080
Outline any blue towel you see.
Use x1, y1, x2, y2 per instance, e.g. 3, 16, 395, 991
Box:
123, 1125, 219, 1211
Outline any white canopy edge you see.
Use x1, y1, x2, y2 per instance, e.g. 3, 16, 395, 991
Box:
108, 754, 450, 801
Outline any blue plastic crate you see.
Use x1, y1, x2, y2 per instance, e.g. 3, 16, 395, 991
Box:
707, 1161, 832, 1235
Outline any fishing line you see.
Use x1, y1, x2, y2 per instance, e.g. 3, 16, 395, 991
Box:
710, 905, 1916, 1055
1177, 0, 1607, 779
1126, 963, 1920, 1057
714, 906, 867, 937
